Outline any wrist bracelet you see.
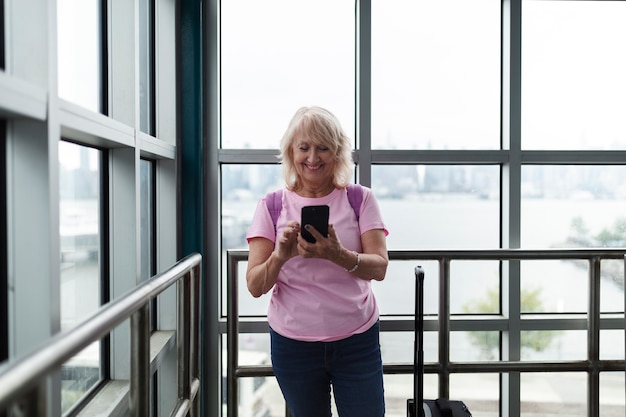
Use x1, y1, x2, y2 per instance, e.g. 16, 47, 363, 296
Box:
346, 251, 360, 273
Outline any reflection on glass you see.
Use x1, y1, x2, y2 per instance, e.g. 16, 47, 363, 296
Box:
372, 165, 500, 250
450, 374, 499, 416
600, 372, 625, 416
371, 0, 501, 150
57, 0, 101, 112
220, 0, 354, 148
521, 373, 586, 416
522, 1, 626, 150
59, 141, 102, 412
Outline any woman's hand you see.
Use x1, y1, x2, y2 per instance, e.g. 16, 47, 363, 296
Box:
276, 220, 301, 261
246, 220, 302, 298
298, 224, 389, 281
297, 224, 343, 259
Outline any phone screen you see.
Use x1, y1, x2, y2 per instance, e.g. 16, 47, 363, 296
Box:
301, 205, 329, 243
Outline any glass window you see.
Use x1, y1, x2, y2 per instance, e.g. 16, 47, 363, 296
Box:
221, 164, 282, 253
139, 159, 155, 283
139, 0, 155, 134
450, 374, 499, 415
521, 165, 626, 317
221, 164, 281, 317
600, 372, 625, 416
1, 0, 5, 71
59, 141, 103, 413
521, 260, 587, 314
220, 0, 355, 148
521, 372, 586, 416
0, 119, 6, 364
139, 158, 157, 416
371, 0, 501, 150
57, 0, 102, 112
522, 1, 626, 150
600, 330, 625, 361
520, 330, 586, 361
372, 165, 500, 250
451, 331, 501, 362
521, 166, 626, 248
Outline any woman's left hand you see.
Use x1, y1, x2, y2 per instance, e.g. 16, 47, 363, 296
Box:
298, 224, 389, 281
297, 224, 343, 259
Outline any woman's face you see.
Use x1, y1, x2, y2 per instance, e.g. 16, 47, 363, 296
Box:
292, 135, 336, 188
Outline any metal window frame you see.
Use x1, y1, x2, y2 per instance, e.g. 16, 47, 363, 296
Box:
224, 249, 626, 417
210, 1, 626, 417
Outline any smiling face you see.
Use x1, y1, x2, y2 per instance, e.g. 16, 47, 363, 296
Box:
292, 134, 336, 191
280, 106, 353, 193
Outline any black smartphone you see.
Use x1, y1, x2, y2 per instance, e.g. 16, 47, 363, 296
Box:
301, 205, 329, 243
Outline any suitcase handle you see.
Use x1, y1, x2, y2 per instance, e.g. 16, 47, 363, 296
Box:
414, 266, 425, 417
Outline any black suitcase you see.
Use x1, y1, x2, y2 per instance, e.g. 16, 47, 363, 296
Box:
407, 266, 472, 417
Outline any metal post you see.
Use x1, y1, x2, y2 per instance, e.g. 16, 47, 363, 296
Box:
588, 257, 601, 417
130, 304, 151, 417
190, 263, 201, 416
227, 252, 239, 417
438, 258, 451, 398
178, 277, 191, 401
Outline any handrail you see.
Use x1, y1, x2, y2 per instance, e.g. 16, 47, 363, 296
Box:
0, 252, 202, 417
225, 248, 626, 417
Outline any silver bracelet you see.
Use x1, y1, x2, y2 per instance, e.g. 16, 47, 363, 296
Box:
346, 251, 360, 273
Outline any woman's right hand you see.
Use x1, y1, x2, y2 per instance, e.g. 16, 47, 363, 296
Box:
276, 221, 301, 261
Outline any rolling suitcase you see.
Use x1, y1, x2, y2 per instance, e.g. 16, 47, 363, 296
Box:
407, 266, 472, 417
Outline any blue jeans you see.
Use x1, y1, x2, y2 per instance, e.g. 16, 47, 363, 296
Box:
270, 321, 385, 417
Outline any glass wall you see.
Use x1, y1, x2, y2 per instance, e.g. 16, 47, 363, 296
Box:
57, 0, 102, 113
371, 0, 501, 150
59, 141, 104, 413
220, 0, 354, 149
138, 0, 154, 134
0, 0, 179, 413
1, 0, 5, 71
0, 119, 6, 367
217, 1, 626, 416
521, 1, 626, 151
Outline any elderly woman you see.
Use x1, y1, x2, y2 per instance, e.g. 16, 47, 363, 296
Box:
246, 106, 389, 417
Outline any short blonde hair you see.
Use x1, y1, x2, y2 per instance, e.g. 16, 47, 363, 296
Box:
279, 106, 353, 190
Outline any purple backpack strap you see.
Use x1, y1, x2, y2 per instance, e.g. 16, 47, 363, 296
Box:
346, 184, 363, 220
266, 185, 362, 229
266, 189, 283, 230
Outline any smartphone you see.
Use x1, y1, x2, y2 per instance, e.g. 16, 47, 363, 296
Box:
301, 205, 329, 243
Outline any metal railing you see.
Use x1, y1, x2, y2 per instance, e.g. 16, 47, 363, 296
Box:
0, 252, 202, 417
225, 249, 626, 417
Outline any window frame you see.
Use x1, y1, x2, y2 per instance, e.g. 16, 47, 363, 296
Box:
212, 1, 626, 416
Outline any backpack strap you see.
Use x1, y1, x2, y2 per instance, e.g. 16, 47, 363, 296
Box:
346, 183, 363, 220
266, 184, 363, 230
265, 189, 283, 231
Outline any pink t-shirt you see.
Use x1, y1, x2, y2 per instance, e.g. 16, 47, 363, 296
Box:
246, 186, 388, 342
